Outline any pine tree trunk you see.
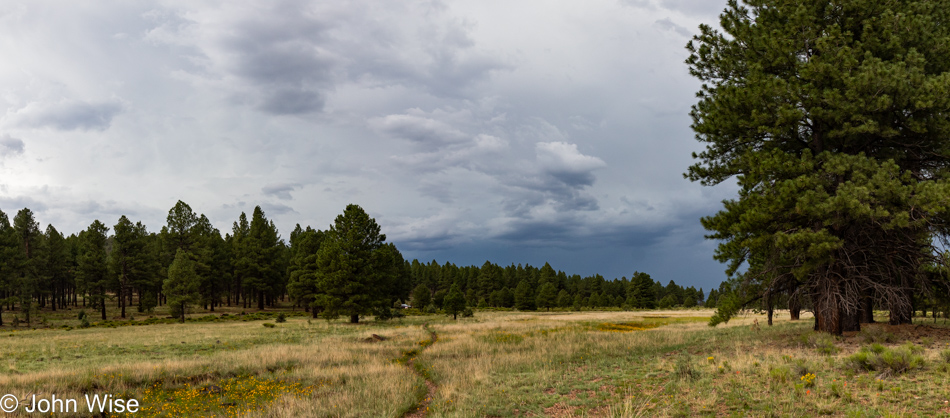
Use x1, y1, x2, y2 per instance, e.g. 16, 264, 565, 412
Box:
788, 292, 801, 320
350, 314, 359, 324
100, 286, 107, 320
859, 295, 874, 323
258, 290, 264, 310
120, 281, 126, 319
813, 292, 843, 335
888, 289, 913, 325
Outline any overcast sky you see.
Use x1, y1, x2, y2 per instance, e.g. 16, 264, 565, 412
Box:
0, 0, 737, 290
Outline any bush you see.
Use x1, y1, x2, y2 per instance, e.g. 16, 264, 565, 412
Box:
769, 365, 791, 383
462, 307, 474, 318
80, 317, 91, 328
940, 349, 950, 364
78, 310, 87, 320
846, 343, 924, 376
275, 313, 287, 323
673, 354, 701, 381
799, 332, 839, 355
262, 323, 276, 328
856, 327, 895, 344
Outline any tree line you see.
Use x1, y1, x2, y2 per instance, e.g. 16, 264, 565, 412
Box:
0, 201, 719, 326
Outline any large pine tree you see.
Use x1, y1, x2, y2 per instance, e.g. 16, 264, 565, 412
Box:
309, 204, 393, 323
688, 0, 950, 333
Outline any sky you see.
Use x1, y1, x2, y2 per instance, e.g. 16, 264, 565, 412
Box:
0, 0, 738, 291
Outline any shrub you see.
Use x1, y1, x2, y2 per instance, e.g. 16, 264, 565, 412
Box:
78, 310, 87, 320
799, 332, 839, 355
262, 323, 276, 328
80, 317, 91, 328
856, 327, 895, 344
462, 307, 474, 318
846, 343, 924, 376
769, 365, 790, 383
791, 359, 815, 378
940, 349, 950, 364
673, 354, 701, 381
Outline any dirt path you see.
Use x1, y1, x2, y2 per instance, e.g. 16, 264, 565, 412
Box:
403, 324, 438, 418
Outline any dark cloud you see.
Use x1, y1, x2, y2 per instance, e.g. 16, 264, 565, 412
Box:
0, 195, 49, 213
0, 1, 735, 289
261, 183, 300, 200
654, 17, 692, 37
535, 142, 605, 188
0, 135, 25, 157
370, 112, 468, 147
225, 11, 335, 115
622, 0, 727, 18
151, 2, 508, 116
13, 99, 124, 131
260, 202, 296, 216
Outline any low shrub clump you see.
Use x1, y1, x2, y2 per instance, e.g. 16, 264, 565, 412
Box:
673, 354, 701, 381
846, 343, 924, 376
856, 327, 896, 344
799, 332, 839, 355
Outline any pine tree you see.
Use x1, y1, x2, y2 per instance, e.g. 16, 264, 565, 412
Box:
11, 208, 43, 326
513, 279, 535, 311
310, 204, 394, 323
411, 283, 431, 308
286, 225, 325, 317
0, 208, 15, 325
536, 282, 558, 311
238, 207, 282, 310
557, 289, 572, 308
627, 272, 656, 309
40, 225, 68, 312
443, 283, 467, 320
112, 216, 150, 318
687, 0, 950, 333
165, 249, 199, 323
78, 220, 110, 321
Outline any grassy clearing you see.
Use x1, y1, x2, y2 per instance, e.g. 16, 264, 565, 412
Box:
3, 309, 950, 416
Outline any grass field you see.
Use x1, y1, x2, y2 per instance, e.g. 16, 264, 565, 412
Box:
2, 307, 950, 417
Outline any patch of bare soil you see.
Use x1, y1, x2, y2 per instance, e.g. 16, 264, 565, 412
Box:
840, 322, 950, 348
362, 333, 388, 343
543, 402, 577, 417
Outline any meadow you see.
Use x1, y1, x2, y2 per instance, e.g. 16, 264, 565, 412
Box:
2, 307, 950, 417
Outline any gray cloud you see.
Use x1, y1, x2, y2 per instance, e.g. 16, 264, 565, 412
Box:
535, 142, 606, 188
0, 195, 49, 213
622, 0, 727, 17
0, 135, 25, 157
11, 99, 124, 131
0, 0, 735, 286
260, 202, 296, 216
262, 183, 301, 200
654, 18, 692, 37
149, 1, 509, 116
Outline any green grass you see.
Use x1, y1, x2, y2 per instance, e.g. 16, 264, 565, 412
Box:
3, 308, 950, 416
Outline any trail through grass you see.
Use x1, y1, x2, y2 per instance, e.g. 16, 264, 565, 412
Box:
4, 309, 950, 416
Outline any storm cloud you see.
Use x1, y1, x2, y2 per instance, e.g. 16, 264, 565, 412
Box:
0, 0, 737, 290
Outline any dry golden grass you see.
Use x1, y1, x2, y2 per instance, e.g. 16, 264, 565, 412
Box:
4, 309, 949, 417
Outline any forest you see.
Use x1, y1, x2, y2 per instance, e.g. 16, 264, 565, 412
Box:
0, 201, 716, 327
